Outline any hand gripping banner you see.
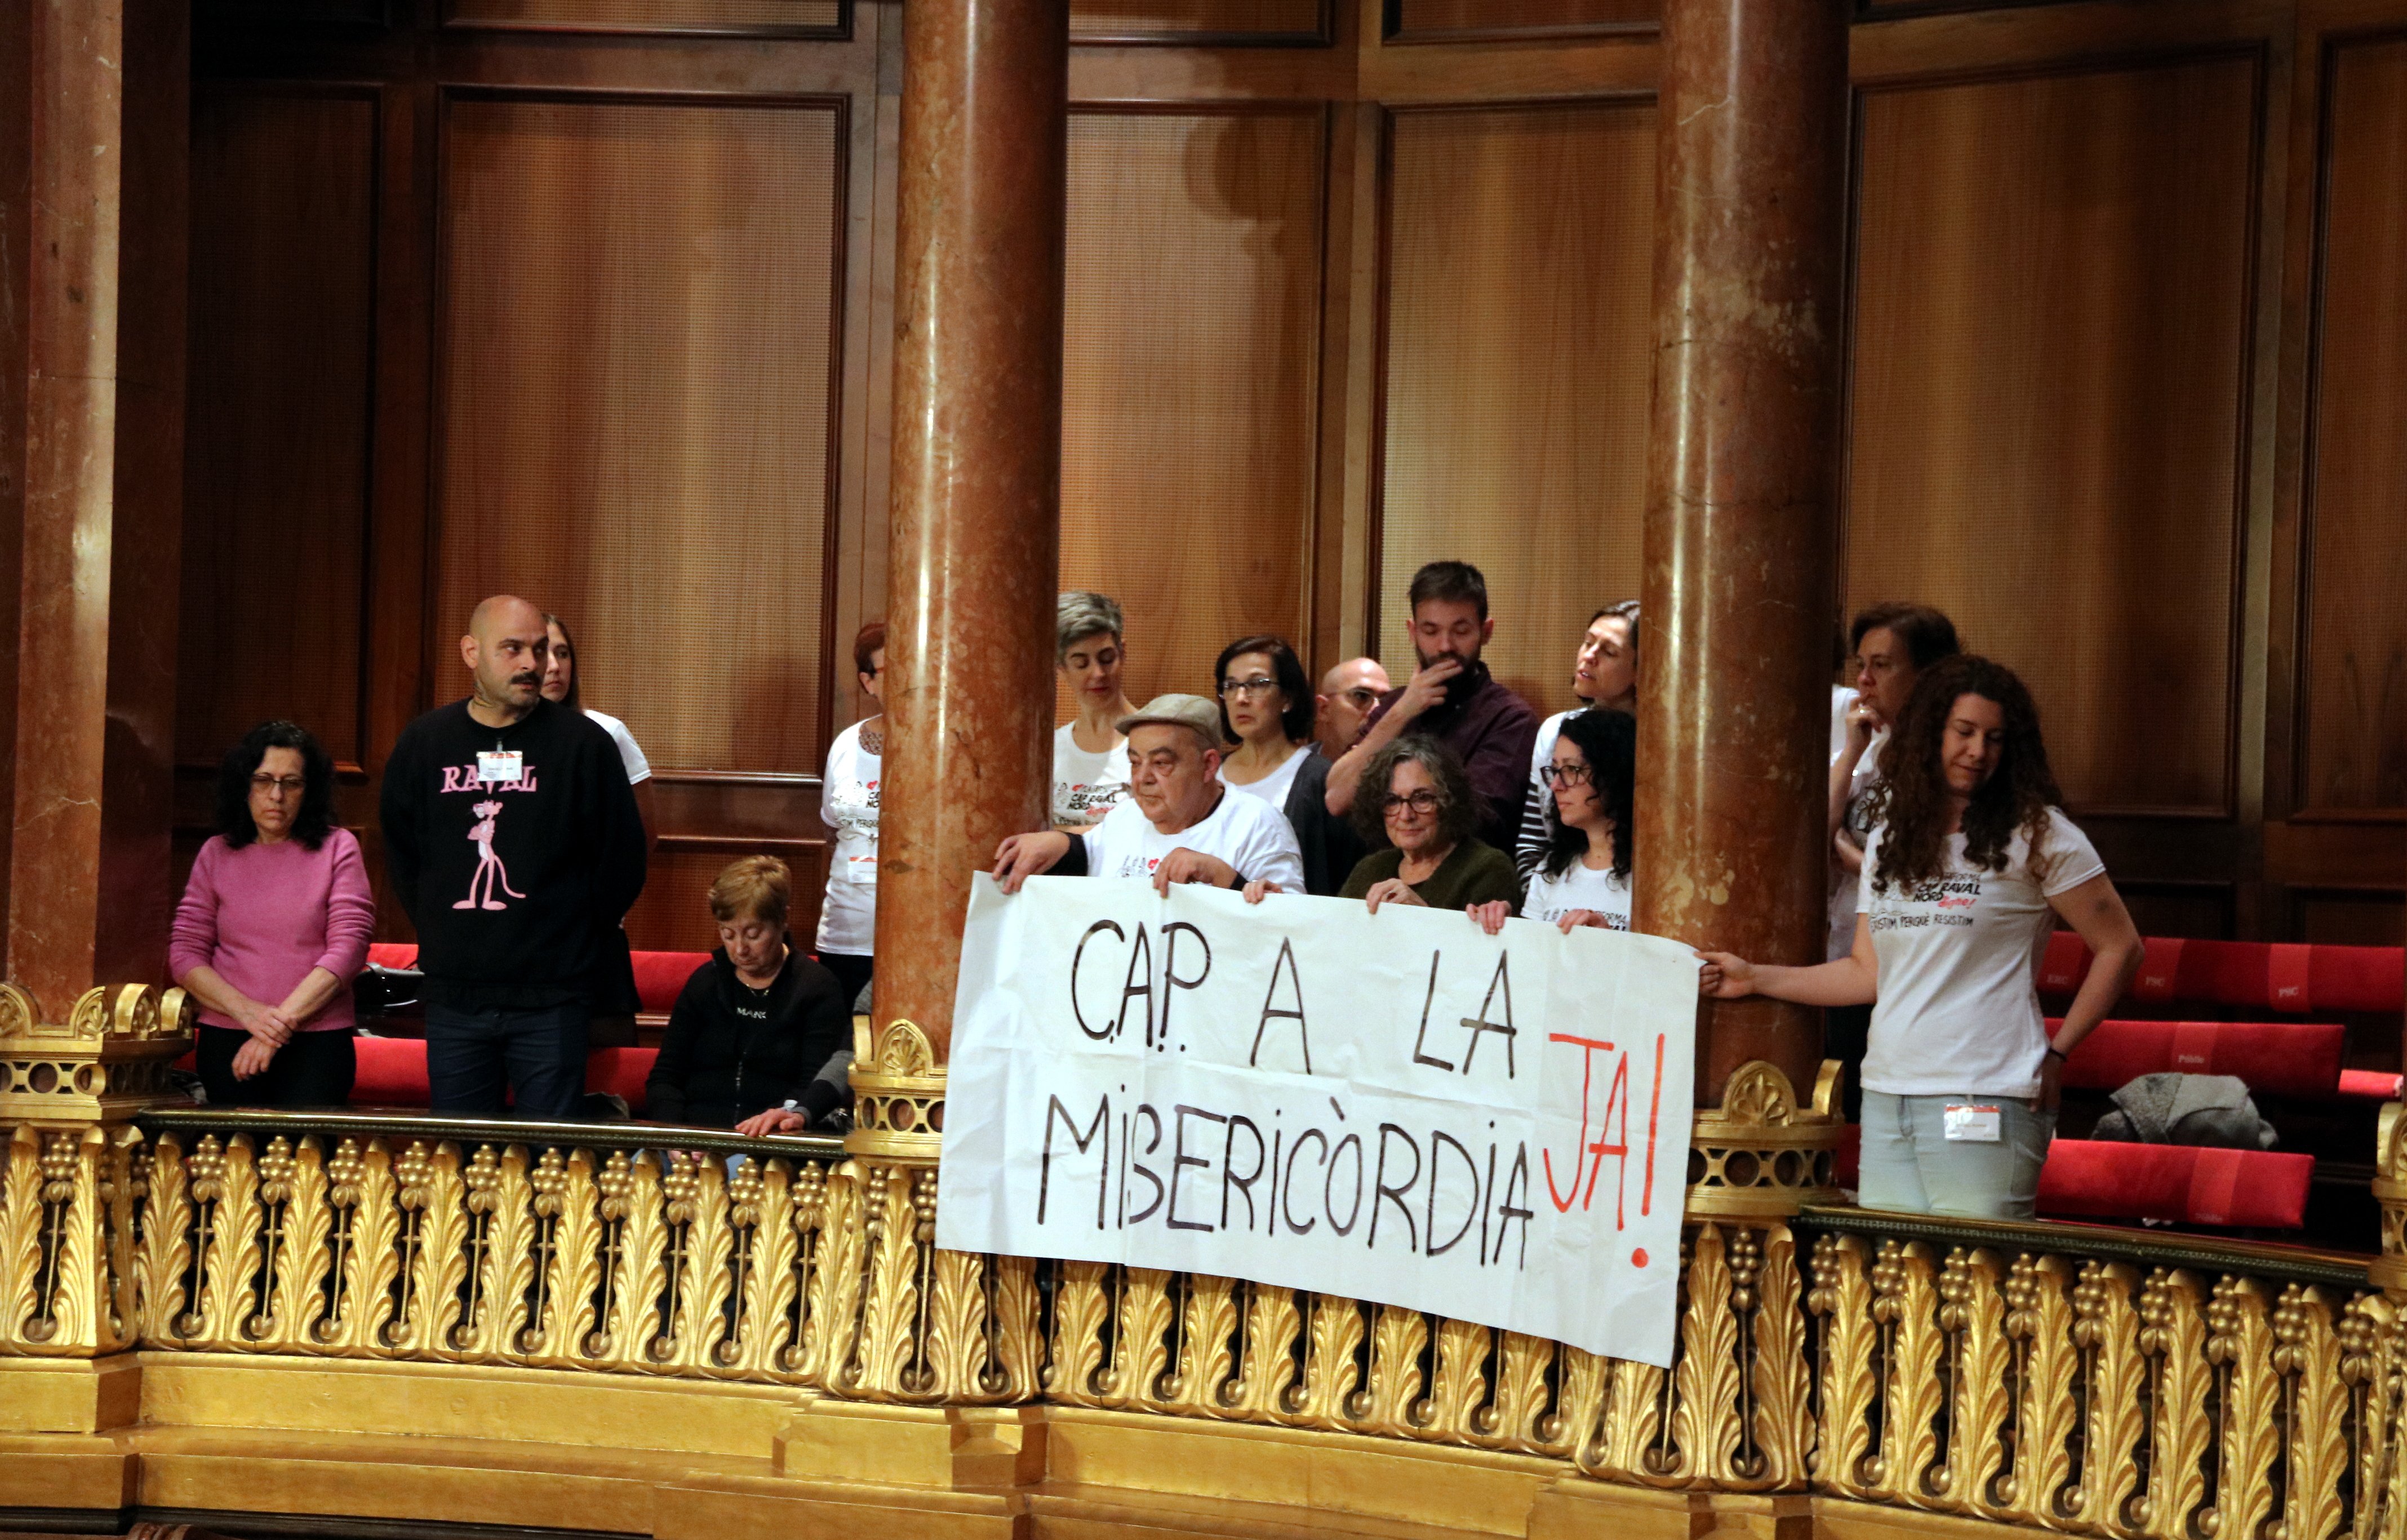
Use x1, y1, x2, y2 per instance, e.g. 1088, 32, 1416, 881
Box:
936, 875, 1700, 1366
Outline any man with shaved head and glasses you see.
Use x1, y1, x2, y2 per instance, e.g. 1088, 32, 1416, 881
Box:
379, 595, 648, 1118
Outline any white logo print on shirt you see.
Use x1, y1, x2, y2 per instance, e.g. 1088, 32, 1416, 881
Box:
454, 798, 529, 911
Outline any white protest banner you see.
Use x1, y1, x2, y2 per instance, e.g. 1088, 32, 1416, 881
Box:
936, 874, 1699, 1367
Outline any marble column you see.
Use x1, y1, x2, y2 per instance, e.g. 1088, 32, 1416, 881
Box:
873, 0, 1068, 1060
0, 0, 188, 1013
1634, 0, 1849, 1104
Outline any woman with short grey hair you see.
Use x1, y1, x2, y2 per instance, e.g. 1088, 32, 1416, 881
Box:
1054, 591, 1135, 828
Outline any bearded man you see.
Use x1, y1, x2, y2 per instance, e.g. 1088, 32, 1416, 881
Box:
1324, 561, 1539, 850
379, 594, 646, 1117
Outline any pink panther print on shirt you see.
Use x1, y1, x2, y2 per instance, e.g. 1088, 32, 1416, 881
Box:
455, 798, 528, 911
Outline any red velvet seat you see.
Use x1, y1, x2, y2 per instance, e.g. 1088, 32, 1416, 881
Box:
347, 1034, 659, 1115
2040, 934, 2404, 1018
2037, 1139, 2312, 1228
585, 1046, 658, 1110
351, 1033, 436, 1108
2340, 1068, 2401, 1101
2055, 1017, 2344, 1098
628, 951, 709, 1014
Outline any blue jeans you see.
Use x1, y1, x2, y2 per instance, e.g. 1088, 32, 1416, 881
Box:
424, 1001, 590, 1119
1858, 1090, 2054, 1219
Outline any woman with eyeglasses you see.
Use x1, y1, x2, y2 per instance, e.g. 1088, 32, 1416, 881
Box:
1215, 634, 1362, 896
171, 721, 375, 1108
1522, 708, 1637, 933
1249, 736, 1518, 926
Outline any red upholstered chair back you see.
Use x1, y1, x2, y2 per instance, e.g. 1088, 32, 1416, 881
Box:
2040, 934, 2404, 1017
351, 1035, 433, 1108
345, 1033, 659, 1115
629, 951, 710, 1015
2038, 1141, 2313, 1229
2055, 1018, 2345, 1098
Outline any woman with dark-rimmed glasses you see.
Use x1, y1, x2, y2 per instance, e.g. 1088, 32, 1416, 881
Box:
1247, 736, 1517, 931
1522, 708, 1636, 933
171, 720, 374, 1108
1215, 633, 1361, 896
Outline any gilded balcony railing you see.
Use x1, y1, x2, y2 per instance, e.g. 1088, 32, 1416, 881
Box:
4, 986, 2403, 1540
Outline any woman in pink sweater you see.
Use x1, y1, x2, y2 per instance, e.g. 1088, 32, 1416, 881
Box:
171, 721, 375, 1107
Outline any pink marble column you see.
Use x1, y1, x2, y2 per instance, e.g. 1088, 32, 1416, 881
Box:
874, 0, 1068, 1060
1, 0, 188, 1013
1634, 0, 1850, 1104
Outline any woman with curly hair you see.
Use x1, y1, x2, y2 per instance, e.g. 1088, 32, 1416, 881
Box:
1523, 708, 1636, 932
1247, 736, 1518, 932
1695, 656, 2142, 1218
171, 721, 375, 1107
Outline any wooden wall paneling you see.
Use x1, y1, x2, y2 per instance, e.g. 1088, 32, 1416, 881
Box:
363, 79, 438, 789
439, 0, 846, 39
1384, 0, 1655, 47
1844, 51, 2264, 818
2291, 886, 2407, 945
1066, 46, 1360, 104
825, 0, 893, 748
2294, 32, 2407, 817
1058, 105, 1329, 713
180, 85, 380, 776
1848, 0, 2291, 85
627, 839, 831, 952
1357, 31, 1658, 103
1070, 0, 1331, 47
428, 89, 846, 778
196, 0, 391, 25
2110, 880, 2240, 941
845, 1, 901, 738
1373, 97, 1655, 719
1854, 0, 2089, 21
1313, 102, 1384, 672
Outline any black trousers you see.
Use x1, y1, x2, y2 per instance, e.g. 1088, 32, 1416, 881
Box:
196, 1024, 358, 1109
819, 951, 874, 1017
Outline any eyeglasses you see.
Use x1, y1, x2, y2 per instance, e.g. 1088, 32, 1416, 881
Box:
1538, 762, 1594, 788
1379, 789, 1443, 818
1219, 677, 1281, 700
1338, 687, 1380, 708
250, 774, 307, 796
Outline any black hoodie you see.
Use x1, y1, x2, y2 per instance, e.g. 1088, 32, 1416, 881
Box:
645, 947, 852, 1127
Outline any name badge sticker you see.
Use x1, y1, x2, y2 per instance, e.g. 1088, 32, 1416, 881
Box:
847, 854, 879, 887
477, 750, 524, 786
1942, 1103, 2002, 1143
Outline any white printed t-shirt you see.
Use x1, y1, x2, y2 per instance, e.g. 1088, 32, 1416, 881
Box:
1826, 728, 1886, 961
582, 708, 652, 784
1857, 808, 2106, 1100
1522, 860, 1632, 930
816, 721, 881, 957
1080, 787, 1305, 893
1220, 747, 1307, 811
1052, 722, 1131, 826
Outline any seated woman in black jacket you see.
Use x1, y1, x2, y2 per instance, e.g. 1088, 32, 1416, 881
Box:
646, 856, 853, 1135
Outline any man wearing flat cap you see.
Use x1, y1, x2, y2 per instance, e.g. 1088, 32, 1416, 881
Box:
993, 694, 1305, 897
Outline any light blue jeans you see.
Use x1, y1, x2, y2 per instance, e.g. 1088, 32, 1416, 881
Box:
1858, 1090, 2054, 1219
